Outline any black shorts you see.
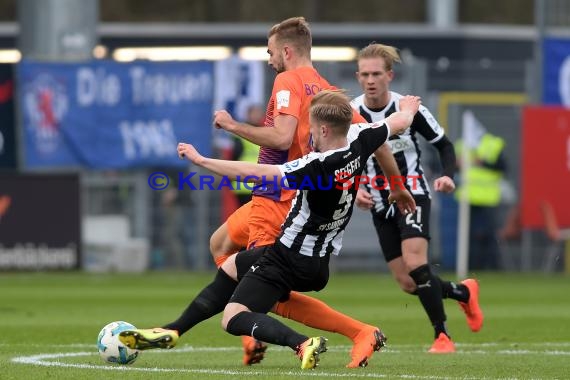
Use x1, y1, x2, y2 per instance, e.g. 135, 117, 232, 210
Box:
235, 246, 266, 280
230, 241, 330, 313
372, 195, 431, 263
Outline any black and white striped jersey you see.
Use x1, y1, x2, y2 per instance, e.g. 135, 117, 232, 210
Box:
351, 91, 445, 213
277, 122, 389, 257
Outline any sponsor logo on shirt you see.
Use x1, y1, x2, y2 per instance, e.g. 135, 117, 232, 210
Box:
388, 138, 412, 154
276, 90, 290, 110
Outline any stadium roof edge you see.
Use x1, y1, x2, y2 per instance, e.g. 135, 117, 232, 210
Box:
95, 23, 570, 41
1, 21, 570, 40
96, 23, 540, 40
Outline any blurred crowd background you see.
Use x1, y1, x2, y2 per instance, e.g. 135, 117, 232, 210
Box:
0, 0, 569, 274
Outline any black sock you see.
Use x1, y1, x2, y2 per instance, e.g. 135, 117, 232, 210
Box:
439, 280, 469, 303
409, 264, 448, 339
227, 311, 308, 350
163, 269, 236, 335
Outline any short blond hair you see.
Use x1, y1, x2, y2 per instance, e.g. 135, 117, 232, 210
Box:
358, 43, 401, 71
268, 17, 312, 57
310, 90, 352, 132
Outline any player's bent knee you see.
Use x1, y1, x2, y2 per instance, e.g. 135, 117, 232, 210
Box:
222, 303, 249, 331
397, 275, 417, 294
402, 283, 417, 294
221, 310, 234, 331
211, 223, 242, 260
209, 236, 221, 258
210, 224, 228, 258
220, 256, 238, 281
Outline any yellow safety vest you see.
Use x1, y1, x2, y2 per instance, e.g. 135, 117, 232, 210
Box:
455, 134, 505, 206
232, 137, 260, 195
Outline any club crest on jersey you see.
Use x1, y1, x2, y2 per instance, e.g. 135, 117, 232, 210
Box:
276, 90, 290, 110
284, 159, 300, 171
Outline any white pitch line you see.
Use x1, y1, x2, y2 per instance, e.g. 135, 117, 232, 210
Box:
10, 351, 465, 379
10, 344, 570, 380
162, 345, 570, 356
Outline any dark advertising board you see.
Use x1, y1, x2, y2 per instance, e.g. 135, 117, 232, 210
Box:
0, 64, 16, 169
0, 173, 80, 270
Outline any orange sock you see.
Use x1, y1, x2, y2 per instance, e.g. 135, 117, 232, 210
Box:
241, 335, 252, 346
273, 291, 366, 341
214, 254, 232, 268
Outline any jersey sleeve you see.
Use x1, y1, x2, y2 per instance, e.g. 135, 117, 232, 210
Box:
414, 105, 445, 143
272, 72, 302, 119
347, 123, 370, 142
356, 123, 390, 157
278, 153, 323, 189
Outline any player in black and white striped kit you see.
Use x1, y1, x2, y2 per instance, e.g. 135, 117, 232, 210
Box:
352, 44, 484, 353
177, 90, 418, 369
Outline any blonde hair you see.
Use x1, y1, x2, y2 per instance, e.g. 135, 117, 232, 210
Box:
268, 17, 312, 57
357, 43, 401, 71
310, 90, 352, 132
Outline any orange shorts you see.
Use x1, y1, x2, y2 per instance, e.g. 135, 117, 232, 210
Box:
226, 196, 292, 249
226, 201, 252, 249
248, 196, 292, 248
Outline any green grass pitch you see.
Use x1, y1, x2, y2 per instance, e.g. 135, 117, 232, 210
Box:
1, 271, 569, 379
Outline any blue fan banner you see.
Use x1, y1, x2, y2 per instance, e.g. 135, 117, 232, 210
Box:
18, 60, 214, 169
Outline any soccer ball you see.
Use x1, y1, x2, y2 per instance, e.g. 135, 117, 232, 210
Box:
97, 321, 140, 365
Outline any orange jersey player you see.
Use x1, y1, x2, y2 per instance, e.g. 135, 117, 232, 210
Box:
210, 17, 412, 368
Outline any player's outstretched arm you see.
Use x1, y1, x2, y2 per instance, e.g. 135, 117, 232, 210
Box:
177, 142, 281, 181
373, 144, 414, 213
214, 110, 297, 150
384, 95, 421, 135
373, 144, 400, 180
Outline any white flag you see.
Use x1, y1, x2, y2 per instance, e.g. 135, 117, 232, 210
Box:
462, 110, 486, 149
213, 56, 265, 121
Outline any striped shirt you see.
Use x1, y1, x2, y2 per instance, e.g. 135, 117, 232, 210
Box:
277, 122, 389, 257
351, 91, 445, 213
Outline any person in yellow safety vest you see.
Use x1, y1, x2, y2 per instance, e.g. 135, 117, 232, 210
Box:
455, 118, 507, 271
231, 105, 264, 206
